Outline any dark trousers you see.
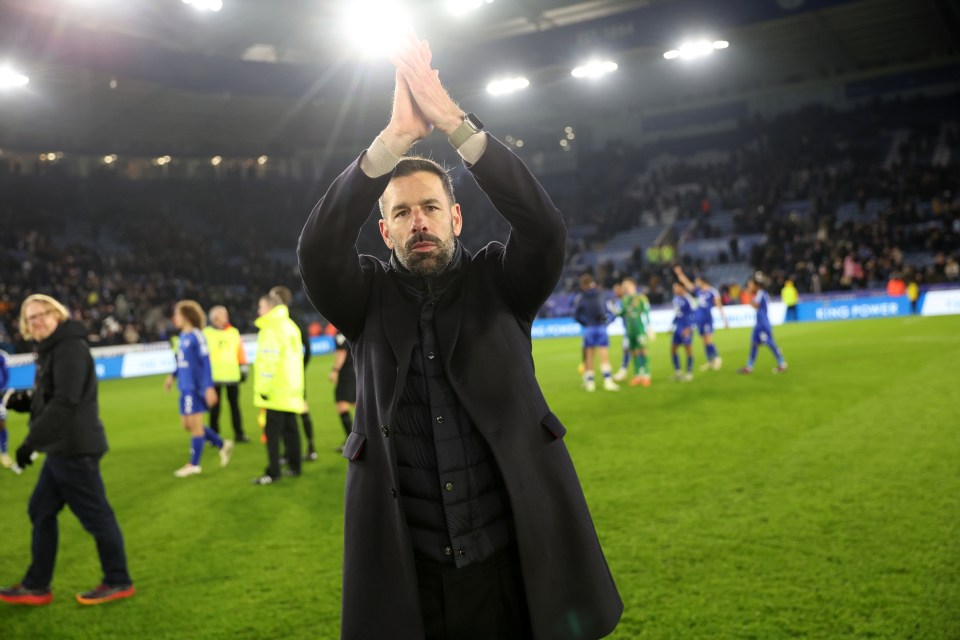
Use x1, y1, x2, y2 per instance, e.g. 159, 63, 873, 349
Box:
265, 409, 301, 479
416, 547, 533, 640
24, 455, 131, 589
210, 383, 245, 440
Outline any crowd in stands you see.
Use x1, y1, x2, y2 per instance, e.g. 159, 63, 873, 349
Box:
554, 94, 960, 306
1, 94, 958, 349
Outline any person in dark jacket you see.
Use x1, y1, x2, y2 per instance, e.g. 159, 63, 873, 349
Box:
298, 35, 622, 640
0, 294, 134, 607
573, 273, 620, 392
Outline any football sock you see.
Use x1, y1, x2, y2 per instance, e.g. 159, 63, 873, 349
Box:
600, 364, 613, 380
671, 353, 680, 372
0, 427, 7, 453
190, 436, 205, 466
338, 411, 352, 438
686, 354, 693, 373
706, 344, 718, 360
621, 349, 630, 369
747, 343, 759, 368
301, 412, 315, 448
583, 371, 595, 383
203, 426, 224, 448
768, 338, 785, 365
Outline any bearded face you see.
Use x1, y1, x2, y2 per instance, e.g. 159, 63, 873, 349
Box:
379, 171, 463, 277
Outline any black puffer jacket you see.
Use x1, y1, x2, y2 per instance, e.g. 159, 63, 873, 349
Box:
18, 320, 108, 457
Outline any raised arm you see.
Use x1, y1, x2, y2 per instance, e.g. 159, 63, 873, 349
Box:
393, 35, 566, 318
673, 265, 695, 292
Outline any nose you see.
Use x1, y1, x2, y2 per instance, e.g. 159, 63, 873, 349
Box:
410, 208, 429, 231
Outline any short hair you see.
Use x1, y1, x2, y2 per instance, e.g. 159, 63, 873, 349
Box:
751, 271, 766, 288
622, 277, 637, 287
175, 300, 206, 329
378, 156, 455, 217
260, 292, 284, 310
19, 294, 70, 340
269, 286, 292, 306
579, 273, 595, 289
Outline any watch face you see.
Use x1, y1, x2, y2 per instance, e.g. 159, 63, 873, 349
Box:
464, 113, 484, 131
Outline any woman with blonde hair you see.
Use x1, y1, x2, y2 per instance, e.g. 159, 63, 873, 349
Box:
163, 300, 233, 477
0, 294, 135, 606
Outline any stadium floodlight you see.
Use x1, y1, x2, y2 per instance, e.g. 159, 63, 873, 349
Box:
103, 154, 117, 164
486, 76, 529, 96
257, 155, 268, 165
341, 1, 413, 58
211, 156, 222, 166
0, 66, 30, 89
571, 60, 618, 79
182, 0, 223, 12
663, 39, 729, 60
446, 0, 494, 16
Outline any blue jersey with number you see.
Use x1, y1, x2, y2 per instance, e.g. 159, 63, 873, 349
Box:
176, 329, 214, 393
0, 350, 9, 391
754, 290, 772, 330
694, 286, 719, 323
673, 294, 696, 330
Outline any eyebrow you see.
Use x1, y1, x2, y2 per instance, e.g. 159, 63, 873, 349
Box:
391, 198, 444, 216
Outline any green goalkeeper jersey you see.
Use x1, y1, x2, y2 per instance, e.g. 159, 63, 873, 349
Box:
621, 293, 651, 336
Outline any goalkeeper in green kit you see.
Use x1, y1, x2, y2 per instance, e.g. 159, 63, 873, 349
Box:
619, 277, 654, 387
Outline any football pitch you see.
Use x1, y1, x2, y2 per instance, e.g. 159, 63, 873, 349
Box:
1, 315, 958, 639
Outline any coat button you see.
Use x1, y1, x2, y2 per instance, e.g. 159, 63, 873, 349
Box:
436, 416, 444, 424
380, 425, 389, 437
427, 352, 436, 360
444, 546, 452, 556
444, 482, 454, 492
390, 488, 397, 498
457, 548, 465, 558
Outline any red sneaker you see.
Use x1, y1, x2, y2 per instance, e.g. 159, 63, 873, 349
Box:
76, 583, 135, 605
0, 584, 52, 606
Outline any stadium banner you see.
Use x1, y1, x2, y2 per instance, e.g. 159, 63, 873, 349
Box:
538, 303, 783, 340
4, 334, 338, 391
920, 290, 960, 316
795, 294, 911, 322
2, 291, 953, 390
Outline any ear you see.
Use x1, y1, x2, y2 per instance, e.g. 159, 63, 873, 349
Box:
378, 218, 395, 250
451, 203, 463, 237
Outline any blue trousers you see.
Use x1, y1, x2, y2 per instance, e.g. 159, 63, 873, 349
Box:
24, 454, 131, 589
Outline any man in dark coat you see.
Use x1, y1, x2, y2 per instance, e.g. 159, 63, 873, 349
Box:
298, 35, 622, 639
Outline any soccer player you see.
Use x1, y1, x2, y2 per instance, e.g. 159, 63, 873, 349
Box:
738, 273, 788, 374
203, 306, 249, 443
164, 300, 233, 477
574, 273, 619, 392
328, 328, 356, 452
670, 281, 697, 381
608, 283, 631, 382
619, 278, 653, 386
674, 266, 728, 371
0, 349, 10, 468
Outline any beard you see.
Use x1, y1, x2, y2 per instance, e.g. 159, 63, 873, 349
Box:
395, 229, 456, 277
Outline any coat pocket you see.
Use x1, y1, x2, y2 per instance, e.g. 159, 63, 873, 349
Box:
540, 411, 567, 440
341, 432, 367, 461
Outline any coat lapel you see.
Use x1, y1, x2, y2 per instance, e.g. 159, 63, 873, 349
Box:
380, 272, 419, 411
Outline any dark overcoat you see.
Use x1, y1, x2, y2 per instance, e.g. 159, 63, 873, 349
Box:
298, 135, 623, 640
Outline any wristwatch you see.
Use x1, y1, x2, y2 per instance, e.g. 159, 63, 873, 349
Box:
448, 113, 484, 149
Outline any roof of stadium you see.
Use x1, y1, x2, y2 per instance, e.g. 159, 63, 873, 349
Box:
1, 0, 958, 158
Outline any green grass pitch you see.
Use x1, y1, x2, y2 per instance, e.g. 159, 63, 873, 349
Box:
1, 315, 958, 639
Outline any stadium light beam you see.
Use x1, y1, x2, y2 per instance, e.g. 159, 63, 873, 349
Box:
0, 67, 30, 89
663, 39, 729, 60
486, 76, 529, 96
342, 1, 413, 59
182, 0, 223, 12
571, 60, 618, 79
